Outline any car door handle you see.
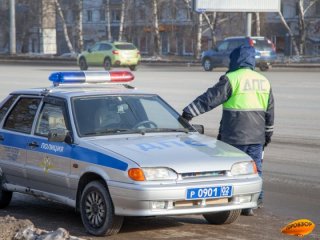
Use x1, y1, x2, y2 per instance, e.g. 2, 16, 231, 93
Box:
28, 141, 39, 148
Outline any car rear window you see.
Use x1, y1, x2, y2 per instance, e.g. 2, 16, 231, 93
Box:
115, 44, 136, 50
252, 39, 273, 51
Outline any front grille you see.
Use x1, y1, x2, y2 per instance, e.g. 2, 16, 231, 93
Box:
181, 170, 226, 179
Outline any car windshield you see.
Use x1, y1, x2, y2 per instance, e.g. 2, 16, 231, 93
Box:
72, 95, 193, 137
115, 44, 136, 50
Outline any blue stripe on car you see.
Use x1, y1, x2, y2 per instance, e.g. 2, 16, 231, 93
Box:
0, 132, 128, 171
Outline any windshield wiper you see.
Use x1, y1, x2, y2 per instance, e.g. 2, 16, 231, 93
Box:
82, 128, 146, 136
146, 128, 189, 133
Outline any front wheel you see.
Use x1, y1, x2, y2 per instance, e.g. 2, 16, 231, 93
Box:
104, 58, 112, 70
129, 65, 137, 71
79, 58, 88, 70
203, 58, 213, 71
203, 209, 241, 225
259, 63, 271, 71
80, 181, 123, 236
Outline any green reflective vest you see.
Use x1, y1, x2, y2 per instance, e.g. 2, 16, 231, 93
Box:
223, 68, 271, 111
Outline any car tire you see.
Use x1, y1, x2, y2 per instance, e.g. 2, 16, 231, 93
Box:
203, 58, 214, 71
129, 65, 137, 71
79, 58, 88, 70
0, 185, 12, 209
203, 209, 241, 225
80, 181, 123, 236
259, 63, 270, 71
104, 58, 112, 70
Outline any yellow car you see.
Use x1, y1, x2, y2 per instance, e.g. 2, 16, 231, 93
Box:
78, 41, 141, 71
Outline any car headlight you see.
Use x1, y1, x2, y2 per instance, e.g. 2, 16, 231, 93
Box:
230, 161, 257, 176
128, 167, 178, 181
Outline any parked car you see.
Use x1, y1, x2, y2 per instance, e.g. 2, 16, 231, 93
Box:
201, 36, 277, 71
77, 41, 141, 71
0, 71, 261, 236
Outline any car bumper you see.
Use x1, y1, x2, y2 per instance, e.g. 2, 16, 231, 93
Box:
108, 176, 262, 216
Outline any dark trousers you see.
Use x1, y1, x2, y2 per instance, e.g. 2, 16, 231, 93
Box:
232, 144, 264, 200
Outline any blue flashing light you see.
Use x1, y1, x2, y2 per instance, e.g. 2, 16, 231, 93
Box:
49, 71, 86, 84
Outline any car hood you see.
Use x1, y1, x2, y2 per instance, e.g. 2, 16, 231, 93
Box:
86, 133, 251, 173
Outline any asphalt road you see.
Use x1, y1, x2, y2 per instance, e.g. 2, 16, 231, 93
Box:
0, 64, 319, 239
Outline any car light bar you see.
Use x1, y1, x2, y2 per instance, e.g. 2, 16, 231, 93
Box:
49, 71, 134, 85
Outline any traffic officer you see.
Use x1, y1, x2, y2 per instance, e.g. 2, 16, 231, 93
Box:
182, 45, 274, 216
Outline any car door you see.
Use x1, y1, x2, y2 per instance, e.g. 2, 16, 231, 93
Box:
86, 43, 101, 65
0, 96, 41, 187
26, 97, 73, 198
211, 41, 229, 66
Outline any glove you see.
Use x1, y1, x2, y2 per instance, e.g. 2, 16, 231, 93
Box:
182, 111, 193, 121
264, 135, 271, 147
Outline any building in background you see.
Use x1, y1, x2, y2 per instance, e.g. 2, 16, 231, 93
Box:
0, 0, 319, 56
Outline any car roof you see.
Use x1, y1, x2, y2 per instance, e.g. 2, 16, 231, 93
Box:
224, 36, 267, 40
99, 41, 134, 45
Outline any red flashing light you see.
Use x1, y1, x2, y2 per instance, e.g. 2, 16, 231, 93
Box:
110, 71, 135, 82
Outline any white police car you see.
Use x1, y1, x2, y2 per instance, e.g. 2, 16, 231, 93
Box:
0, 71, 261, 236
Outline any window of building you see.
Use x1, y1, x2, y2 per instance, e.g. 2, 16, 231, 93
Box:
100, 9, 105, 21
87, 10, 93, 22
112, 9, 121, 22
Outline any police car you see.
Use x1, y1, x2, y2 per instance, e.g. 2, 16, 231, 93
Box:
0, 71, 262, 236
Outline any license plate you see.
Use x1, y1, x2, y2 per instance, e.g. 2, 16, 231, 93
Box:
186, 186, 233, 200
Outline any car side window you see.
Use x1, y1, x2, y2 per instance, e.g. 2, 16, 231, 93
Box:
35, 103, 67, 137
3, 97, 41, 134
217, 41, 228, 51
99, 44, 111, 51
228, 40, 241, 50
0, 95, 17, 124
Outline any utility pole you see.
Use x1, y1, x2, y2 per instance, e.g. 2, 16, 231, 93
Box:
246, 12, 252, 37
10, 0, 16, 55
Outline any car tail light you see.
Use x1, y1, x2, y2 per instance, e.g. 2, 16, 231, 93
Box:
112, 50, 119, 55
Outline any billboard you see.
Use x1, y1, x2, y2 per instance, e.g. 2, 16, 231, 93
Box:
193, 0, 281, 12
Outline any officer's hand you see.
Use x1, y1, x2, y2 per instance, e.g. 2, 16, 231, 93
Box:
264, 135, 271, 147
182, 111, 193, 121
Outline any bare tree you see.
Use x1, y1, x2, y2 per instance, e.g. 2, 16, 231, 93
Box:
118, 0, 126, 41
297, 0, 319, 54
152, 0, 161, 56
105, 0, 112, 41
74, 0, 83, 52
255, 12, 261, 36
54, 0, 74, 53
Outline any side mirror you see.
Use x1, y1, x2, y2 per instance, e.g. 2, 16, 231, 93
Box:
192, 124, 204, 134
48, 128, 73, 144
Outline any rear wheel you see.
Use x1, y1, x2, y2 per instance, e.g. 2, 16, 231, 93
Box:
80, 181, 123, 236
203, 209, 241, 225
0, 185, 12, 209
203, 58, 213, 71
79, 58, 88, 70
129, 65, 137, 71
103, 58, 112, 70
259, 63, 270, 71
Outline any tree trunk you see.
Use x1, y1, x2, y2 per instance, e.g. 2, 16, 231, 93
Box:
118, 0, 125, 41
54, 0, 74, 53
152, 0, 161, 56
278, 11, 300, 56
195, 13, 202, 59
255, 12, 260, 36
75, 0, 83, 52
106, 0, 112, 41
